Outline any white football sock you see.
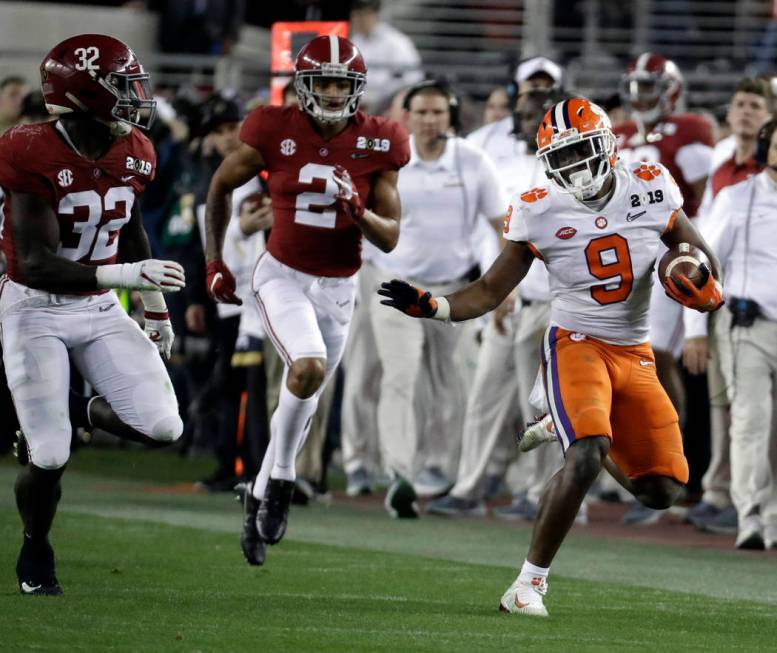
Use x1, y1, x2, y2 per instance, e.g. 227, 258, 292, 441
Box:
269, 383, 318, 482
251, 431, 276, 501
519, 559, 550, 582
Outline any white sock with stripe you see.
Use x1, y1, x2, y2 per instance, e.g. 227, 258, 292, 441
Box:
519, 559, 550, 583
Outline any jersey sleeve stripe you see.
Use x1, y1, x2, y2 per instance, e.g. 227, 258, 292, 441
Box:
527, 241, 545, 260
662, 209, 680, 235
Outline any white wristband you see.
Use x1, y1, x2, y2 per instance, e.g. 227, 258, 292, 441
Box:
139, 290, 167, 314
95, 263, 131, 289
432, 296, 451, 321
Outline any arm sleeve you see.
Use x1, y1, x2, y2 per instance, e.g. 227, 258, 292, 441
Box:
474, 149, 509, 220
502, 194, 531, 243
239, 107, 271, 159
676, 142, 714, 184
387, 121, 411, 170
0, 132, 53, 201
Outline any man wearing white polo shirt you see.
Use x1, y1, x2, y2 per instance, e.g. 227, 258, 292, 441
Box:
373, 80, 507, 516
685, 119, 777, 550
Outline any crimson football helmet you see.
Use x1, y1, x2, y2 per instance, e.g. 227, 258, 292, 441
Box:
621, 52, 683, 126
294, 35, 367, 123
40, 34, 156, 135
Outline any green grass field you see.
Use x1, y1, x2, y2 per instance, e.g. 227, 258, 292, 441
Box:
1, 449, 775, 652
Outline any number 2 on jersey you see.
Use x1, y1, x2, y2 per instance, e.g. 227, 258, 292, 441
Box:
584, 234, 634, 305
295, 163, 338, 229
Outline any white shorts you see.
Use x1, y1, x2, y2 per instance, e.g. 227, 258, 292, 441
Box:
251, 252, 356, 378
0, 277, 180, 468
649, 270, 685, 358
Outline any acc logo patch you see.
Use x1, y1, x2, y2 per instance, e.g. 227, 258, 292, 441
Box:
595, 216, 608, 229
633, 163, 662, 181
555, 226, 576, 240
280, 138, 296, 156
57, 169, 73, 187
520, 187, 548, 203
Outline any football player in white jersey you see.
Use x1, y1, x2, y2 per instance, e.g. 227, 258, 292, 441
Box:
379, 98, 724, 616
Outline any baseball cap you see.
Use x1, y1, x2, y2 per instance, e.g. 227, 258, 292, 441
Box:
199, 93, 242, 137
515, 57, 563, 86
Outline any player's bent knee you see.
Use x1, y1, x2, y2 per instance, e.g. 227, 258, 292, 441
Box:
150, 414, 184, 443
633, 476, 683, 510
30, 440, 70, 470
288, 357, 326, 398
566, 437, 609, 486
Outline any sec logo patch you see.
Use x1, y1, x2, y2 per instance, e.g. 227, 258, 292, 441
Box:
280, 139, 296, 156
57, 169, 73, 187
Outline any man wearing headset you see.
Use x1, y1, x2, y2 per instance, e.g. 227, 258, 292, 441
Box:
372, 80, 507, 516
685, 118, 777, 550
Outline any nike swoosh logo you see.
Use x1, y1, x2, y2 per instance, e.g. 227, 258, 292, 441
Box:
514, 597, 529, 609
121, 176, 135, 182
98, 304, 115, 312
336, 300, 350, 307
21, 582, 42, 593
350, 153, 369, 159
639, 359, 654, 366
626, 210, 646, 222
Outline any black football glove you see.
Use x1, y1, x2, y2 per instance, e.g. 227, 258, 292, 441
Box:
378, 279, 439, 318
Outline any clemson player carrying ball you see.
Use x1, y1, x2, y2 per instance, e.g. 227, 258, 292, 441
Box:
379, 97, 723, 616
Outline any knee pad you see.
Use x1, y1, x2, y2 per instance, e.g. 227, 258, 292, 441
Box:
150, 414, 183, 443
29, 437, 70, 470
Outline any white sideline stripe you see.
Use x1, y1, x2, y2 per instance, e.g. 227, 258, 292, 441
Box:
329, 34, 339, 63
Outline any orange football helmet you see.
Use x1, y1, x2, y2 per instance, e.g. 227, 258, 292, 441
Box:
536, 98, 616, 200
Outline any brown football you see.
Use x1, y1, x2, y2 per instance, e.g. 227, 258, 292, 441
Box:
658, 243, 706, 293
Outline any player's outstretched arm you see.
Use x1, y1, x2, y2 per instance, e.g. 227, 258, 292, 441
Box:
11, 191, 184, 295
662, 209, 723, 312
336, 167, 401, 252
379, 240, 534, 322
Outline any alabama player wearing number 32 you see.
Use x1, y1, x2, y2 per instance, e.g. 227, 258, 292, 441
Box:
0, 35, 185, 595
379, 98, 722, 616
204, 35, 409, 567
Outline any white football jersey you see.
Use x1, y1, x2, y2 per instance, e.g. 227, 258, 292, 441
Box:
503, 161, 683, 345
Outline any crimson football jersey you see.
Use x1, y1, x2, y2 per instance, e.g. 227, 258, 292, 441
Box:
239, 105, 410, 277
0, 121, 156, 287
614, 114, 714, 217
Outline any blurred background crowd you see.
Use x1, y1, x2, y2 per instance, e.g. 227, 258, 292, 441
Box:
1, 0, 777, 549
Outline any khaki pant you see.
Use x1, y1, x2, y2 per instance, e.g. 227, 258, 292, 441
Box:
725, 317, 777, 529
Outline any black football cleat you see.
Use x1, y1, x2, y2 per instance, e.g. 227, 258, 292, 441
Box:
13, 430, 29, 466
16, 534, 63, 596
257, 478, 295, 545
239, 489, 267, 566
384, 476, 419, 519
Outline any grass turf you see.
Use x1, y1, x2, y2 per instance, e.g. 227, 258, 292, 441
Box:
1, 450, 775, 652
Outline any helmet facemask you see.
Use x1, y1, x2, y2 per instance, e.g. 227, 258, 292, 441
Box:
95, 70, 156, 134
294, 66, 366, 123
621, 76, 669, 125
538, 129, 615, 200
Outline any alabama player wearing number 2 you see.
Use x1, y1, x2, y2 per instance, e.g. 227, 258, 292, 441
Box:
0, 35, 185, 595
379, 98, 723, 616
204, 35, 409, 567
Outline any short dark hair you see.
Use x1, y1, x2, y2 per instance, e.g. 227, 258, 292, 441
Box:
0, 75, 27, 91
733, 77, 774, 111
351, 0, 381, 11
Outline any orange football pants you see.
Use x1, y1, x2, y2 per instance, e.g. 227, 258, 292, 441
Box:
541, 326, 688, 484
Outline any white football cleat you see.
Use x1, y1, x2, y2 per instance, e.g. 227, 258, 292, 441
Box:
499, 576, 549, 617
518, 414, 556, 452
